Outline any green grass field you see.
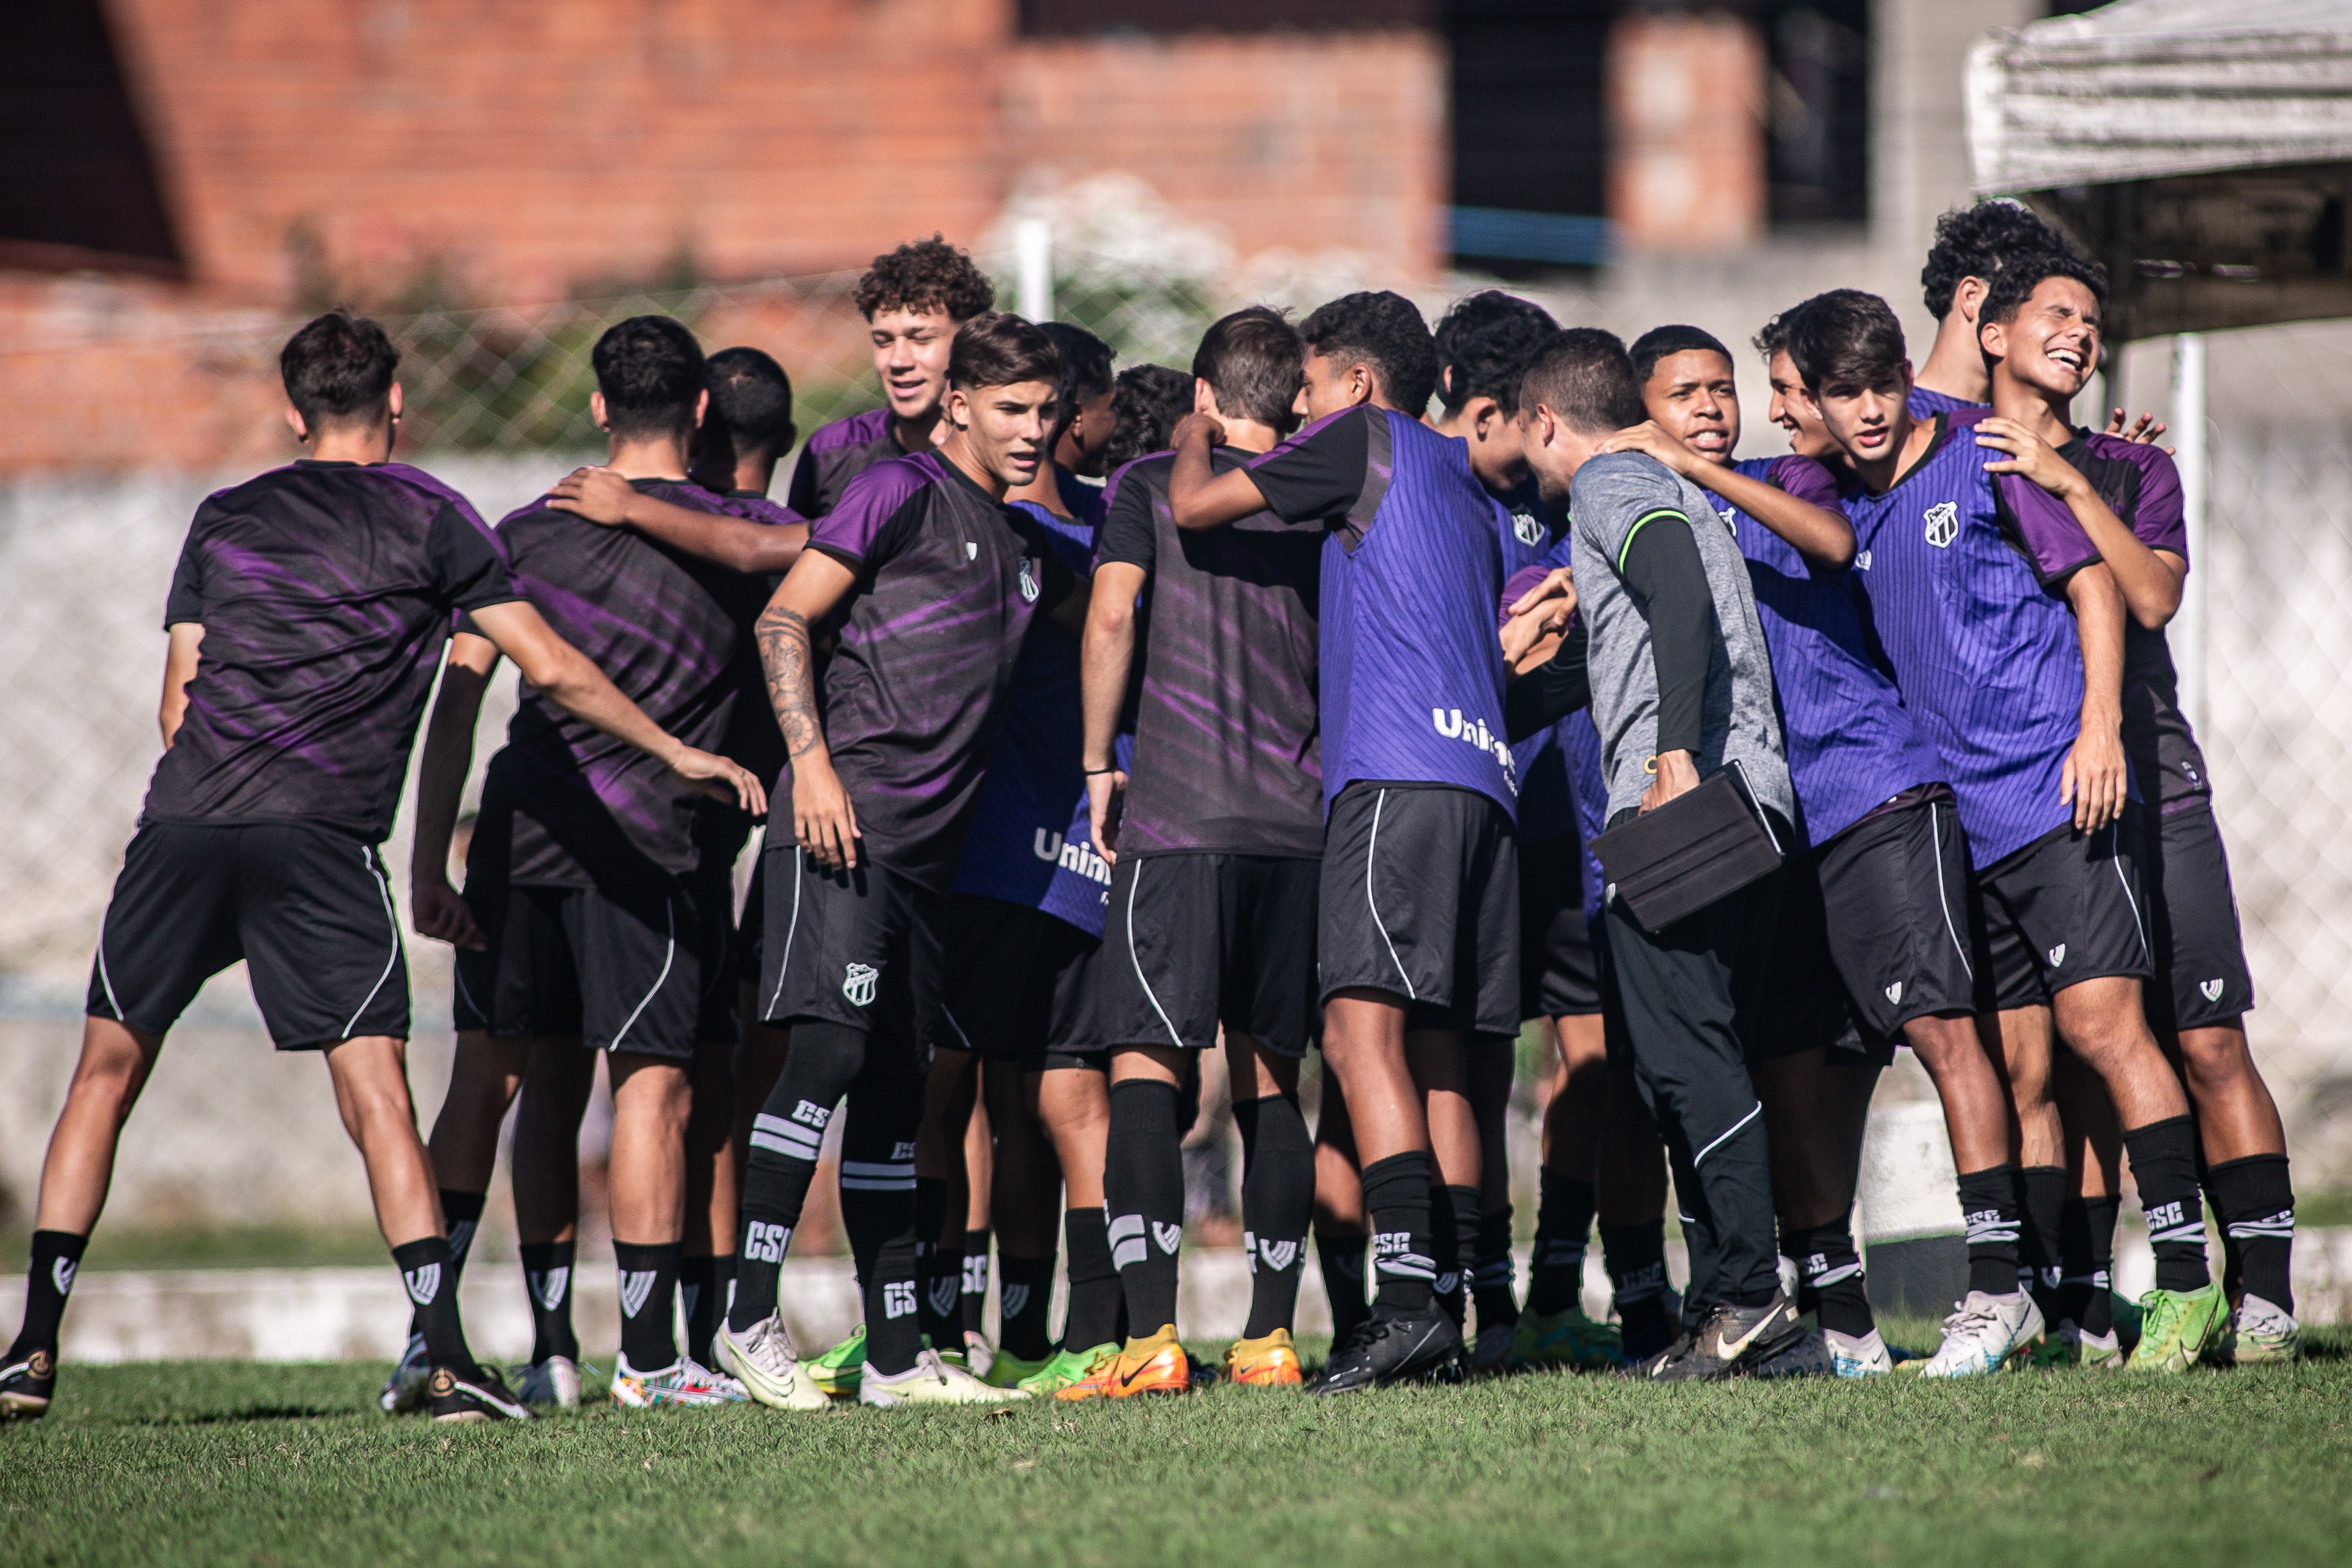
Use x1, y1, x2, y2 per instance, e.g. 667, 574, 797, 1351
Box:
6, 1326, 2350, 1567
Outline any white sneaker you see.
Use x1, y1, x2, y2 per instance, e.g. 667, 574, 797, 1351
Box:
609, 1355, 749, 1407
860, 1347, 1028, 1406
379, 1332, 431, 1413
1918, 1290, 2044, 1379
716, 1316, 829, 1411
2227, 1294, 2302, 1365
962, 1331, 996, 1380
510, 1355, 584, 1408
1826, 1327, 1893, 1377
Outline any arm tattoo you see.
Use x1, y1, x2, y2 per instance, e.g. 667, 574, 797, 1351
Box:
757, 603, 825, 760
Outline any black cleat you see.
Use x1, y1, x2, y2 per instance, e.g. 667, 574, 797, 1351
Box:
1, 1350, 56, 1422
1617, 1301, 1679, 1367
1746, 1326, 1833, 1379
1642, 1294, 1805, 1383
1306, 1302, 1462, 1395
427, 1362, 534, 1424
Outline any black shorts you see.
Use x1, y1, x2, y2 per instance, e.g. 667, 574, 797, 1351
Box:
928, 895, 1106, 1072
1319, 783, 1520, 1039
737, 848, 768, 982
1518, 835, 1602, 1019
1095, 852, 1320, 1057
1816, 786, 1979, 1047
454, 878, 733, 1059
1974, 813, 2154, 1013
757, 841, 942, 1080
87, 820, 408, 1049
1751, 852, 1864, 1063
2143, 803, 2256, 1032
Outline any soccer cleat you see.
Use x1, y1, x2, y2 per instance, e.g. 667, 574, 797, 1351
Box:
1918, 1290, 2045, 1379
1, 1349, 56, 1421
2111, 1290, 2146, 1355
1616, 1302, 1679, 1367
510, 1354, 584, 1408
2126, 1282, 2230, 1373
1223, 1328, 1305, 1387
860, 1347, 1026, 1406
1642, 1294, 1805, 1383
2030, 1320, 2124, 1369
1023, 1342, 1119, 1398
1507, 1303, 1624, 1372
609, 1356, 750, 1408
803, 1325, 867, 1398
962, 1331, 996, 1381
1307, 1301, 1462, 1395
715, 1316, 831, 1411
1748, 1327, 1833, 1378
2222, 1294, 2302, 1365
379, 1331, 432, 1414
1470, 1321, 1516, 1376
1825, 1327, 1893, 1377
982, 1349, 1054, 1389
1072, 1324, 1192, 1400
427, 1362, 533, 1424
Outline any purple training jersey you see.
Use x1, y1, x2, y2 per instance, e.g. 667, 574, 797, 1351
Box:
1493, 492, 1580, 845
152, 460, 517, 842
1096, 449, 1324, 858
800, 450, 1073, 892
785, 407, 905, 519
1726, 454, 1943, 844
1562, 708, 1610, 929
1251, 406, 1515, 818
1908, 385, 1985, 422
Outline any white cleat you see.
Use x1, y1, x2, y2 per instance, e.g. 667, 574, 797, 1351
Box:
1918, 1290, 2044, 1379
860, 1347, 1028, 1406
379, 1332, 431, 1414
716, 1316, 830, 1411
961, 1331, 996, 1380
609, 1356, 749, 1407
510, 1354, 584, 1408
1826, 1327, 1893, 1377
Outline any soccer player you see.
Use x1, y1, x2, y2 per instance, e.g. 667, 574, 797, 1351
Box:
1515, 327, 1803, 1381
0, 311, 759, 1425
786, 235, 996, 518
410, 316, 772, 1409
1164, 292, 1518, 1393
1909, 201, 2079, 417
1613, 323, 2034, 1377
1971, 255, 2298, 1362
1789, 288, 2231, 1372
1062, 306, 1320, 1398
718, 314, 1075, 1410
1102, 363, 1197, 474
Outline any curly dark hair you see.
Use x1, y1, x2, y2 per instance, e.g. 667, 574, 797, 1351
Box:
1920, 201, 2079, 321
1037, 321, 1116, 453
1299, 291, 1441, 416
1751, 308, 1797, 362
1433, 291, 1556, 413
1979, 249, 2110, 329
1104, 364, 1195, 473
854, 235, 995, 323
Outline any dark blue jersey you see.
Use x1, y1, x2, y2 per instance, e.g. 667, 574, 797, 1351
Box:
1493, 495, 1579, 846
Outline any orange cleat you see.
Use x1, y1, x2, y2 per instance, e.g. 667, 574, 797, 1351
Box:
1223, 1328, 1303, 1387
1057, 1324, 1191, 1400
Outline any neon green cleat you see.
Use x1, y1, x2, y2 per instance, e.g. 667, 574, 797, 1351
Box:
982, 1349, 1054, 1389
803, 1325, 867, 1398
1015, 1342, 1119, 1397
2111, 1290, 2145, 1355
1506, 1303, 1623, 1370
2126, 1282, 2230, 1372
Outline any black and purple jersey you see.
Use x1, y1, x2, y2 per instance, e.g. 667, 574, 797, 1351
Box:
785, 408, 904, 519
1249, 406, 1515, 817
948, 495, 1126, 937
1096, 449, 1324, 858
700, 488, 806, 791
714, 491, 805, 529
802, 451, 1070, 892
1843, 416, 2109, 865
149, 460, 517, 842
1495, 501, 1579, 847
1908, 385, 1985, 422
1726, 454, 1943, 844
475, 479, 769, 892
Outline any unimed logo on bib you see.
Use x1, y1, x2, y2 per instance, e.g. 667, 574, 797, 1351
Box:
1033, 829, 1111, 886
1432, 707, 1519, 794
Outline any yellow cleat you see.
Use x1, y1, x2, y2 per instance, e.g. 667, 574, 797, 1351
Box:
1055, 1324, 1189, 1400
1223, 1328, 1304, 1387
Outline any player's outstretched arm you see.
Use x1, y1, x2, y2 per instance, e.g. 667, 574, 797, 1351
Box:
1976, 418, 2183, 629
2061, 562, 2130, 832
548, 465, 809, 575
411, 632, 500, 949
1167, 413, 1271, 531
1600, 424, 1854, 568
1080, 560, 1147, 864
757, 550, 861, 870
158, 622, 204, 749
465, 599, 766, 815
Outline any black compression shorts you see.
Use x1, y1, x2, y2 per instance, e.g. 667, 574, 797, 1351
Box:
1518, 834, 1603, 1019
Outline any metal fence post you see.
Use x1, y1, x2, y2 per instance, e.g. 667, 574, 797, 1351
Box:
1016, 218, 1054, 324
2172, 332, 2208, 738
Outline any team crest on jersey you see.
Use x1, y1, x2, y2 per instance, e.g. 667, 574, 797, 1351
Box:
842, 962, 880, 1008
1854, 549, 1873, 571
1922, 501, 1960, 548
1019, 558, 1040, 603
2200, 978, 2226, 1002
1511, 509, 1545, 547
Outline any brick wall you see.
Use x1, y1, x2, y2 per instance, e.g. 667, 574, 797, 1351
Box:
1605, 13, 1766, 254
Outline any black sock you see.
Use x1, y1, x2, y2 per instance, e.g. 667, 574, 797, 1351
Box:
1105, 1079, 1185, 1334
1234, 1093, 1313, 1339
2015, 1164, 2067, 1318
680, 1255, 727, 1367
2206, 1153, 2294, 1314
1600, 1220, 1669, 1336
1956, 1163, 2025, 1298
1361, 1151, 1436, 1312
2058, 1196, 2119, 1336
998, 1252, 1057, 1361
923, 1240, 965, 1351
912, 1177, 951, 1348
409, 1190, 486, 1341
614, 1240, 681, 1372
2123, 1116, 2210, 1292
840, 1092, 922, 1377
731, 1021, 866, 1333
1474, 1206, 1519, 1331
1062, 1208, 1123, 1351
519, 1241, 579, 1363
394, 1236, 474, 1372
1435, 1185, 1482, 1329
1783, 1217, 1874, 1337
961, 1228, 991, 1341
5, 1230, 88, 1369
1315, 1225, 1370, 1345
1529, 1169, 1596, 1315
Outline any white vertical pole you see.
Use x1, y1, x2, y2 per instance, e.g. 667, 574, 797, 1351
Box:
1015, 218, 1053, 324
2171, 332, 2209, 737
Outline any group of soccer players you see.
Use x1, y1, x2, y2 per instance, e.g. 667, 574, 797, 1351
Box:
0, 206, 2303, 1424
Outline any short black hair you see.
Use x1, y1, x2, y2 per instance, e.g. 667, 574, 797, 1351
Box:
1783, 290, 1908, 394
593, 315, 706, 443
1518, 327, 1645, 435
1038, 321, 1116, 452
1628, 325, 1735, 388
855, 235, 995, 323
947, 311, 1060, 392
1105, 364, 1195, 473
1192, 306, 1303, 430
1921, 200, 2078, 321
1979, 250, 2110, 329
1751, 310, 1796, 363
281, 310, 399, 429
1299, 291, 1441, 416
704, 347, 795, 460
1434, 291, 1557, 413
